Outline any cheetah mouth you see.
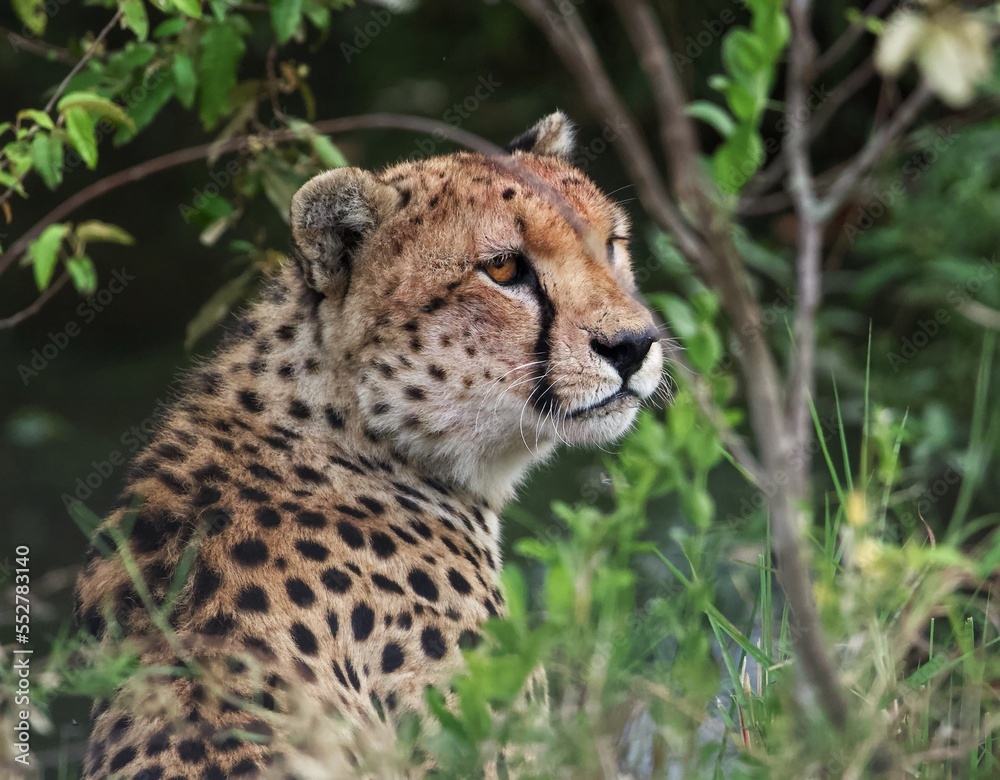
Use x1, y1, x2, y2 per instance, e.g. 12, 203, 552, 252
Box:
567, 388, 638, 419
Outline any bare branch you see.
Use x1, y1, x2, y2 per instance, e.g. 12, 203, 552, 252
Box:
819, 82, 935, 218
1, 27, 76, 64
815, 0, 895, 74
0, 9, 123, 211
0, 272, 69, 329
611, 0, 703, 207
781, 0, 850, 730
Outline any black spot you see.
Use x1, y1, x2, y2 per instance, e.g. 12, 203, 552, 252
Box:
109, 715, 132, 742
193, 566, 222, 602
290, 622, 318, 655
324, 406, 345, 429
329, 455, 364, 475
238, 390, 265, 414
194, 463, 229, 483
177, 738, 206, 763
196, 370, 223, 396
203, 612, 237, 635
389, 524, 419, 545
276, 324, 296, 341
336, 503, 368, 520
326, 610, 339, 638
352, 603, 375, 641
155, 470, 190, 495
295, 540, 329, 562
130, 510, 180, 554
369, 531, 396, 558
382, 642, 405, 673
397, 612, 412, 630
293, 465, 327, 484
410, 519, 433, 539
371, 402, 390, 415
372, 574, 404, 595
428, 365, 446, 381
109, 746, 137, 771
336, 521, 365, 549
408, 569, 439, 602
484, 597, 499, 617
237, 585, 270, 612
146, 728, 170, 756
154, 442, 186, 462
345, 658, 362, 690
404, 385, 426, 401
285, 578, 316, 607
134, 767, 164, 780
231, 538, 269, 567
192, 485, 221, 507
296, 510, 326, 528
447, 569, 472, 595
321, 567, 352, 593
358, 496, 385, 515
421, 626, 447, 659
204, 765, 225, 780
421, 297, 445, 314
502, 187, 516, 200
289, 399, 311, 419
248, 463, 281, 481
458, 630, 481, 650
255, 506, 281, 528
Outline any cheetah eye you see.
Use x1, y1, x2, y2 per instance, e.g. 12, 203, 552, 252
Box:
484, 253, 525, 286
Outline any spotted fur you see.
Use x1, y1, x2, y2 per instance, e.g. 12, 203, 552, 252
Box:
74, 112, 663, 778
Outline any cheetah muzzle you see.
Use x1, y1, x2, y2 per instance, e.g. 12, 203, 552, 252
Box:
74, 112, 664, 779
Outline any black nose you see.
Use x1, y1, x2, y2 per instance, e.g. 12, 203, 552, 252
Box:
590, 329, 655, 381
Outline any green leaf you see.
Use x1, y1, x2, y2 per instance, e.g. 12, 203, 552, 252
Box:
270, 0, 305, 44
13, 0, 46, 35
153, 17, 187, 38
28, 224, 70, 291
58, 93, 135, 129
197, 21, 246, 129
171, 0, 203, 19
76, 220, 135, 246
117, 69, 175, 141
17, 109, 54, 131
309, 133, 348, 168
172, 54, 197, 109
66, 255, 98, 295
30, 132, 64, 190
685, 101, 735, 138
185, 266, 258, 350
63, 107, 98, 169
121, 0, 149, 40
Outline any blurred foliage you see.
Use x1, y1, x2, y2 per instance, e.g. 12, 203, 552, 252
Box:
0, 0, 998, 777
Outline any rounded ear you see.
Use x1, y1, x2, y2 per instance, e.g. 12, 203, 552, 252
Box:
290, 167, 400, 297
505, 111, 577, 160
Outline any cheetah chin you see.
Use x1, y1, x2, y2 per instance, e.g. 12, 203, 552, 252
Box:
74, 111, 664, 780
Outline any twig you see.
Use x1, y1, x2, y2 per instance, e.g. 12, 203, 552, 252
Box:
0, 112, 600, 287
0, 272, 69, 329
0, 9, 123, 212
815, 0, 895, 74
1, 27, 77, 64
819, 82, 934, 218
781, 0, 850, 730
739, 59, 877, 212
611, 0, 703, 208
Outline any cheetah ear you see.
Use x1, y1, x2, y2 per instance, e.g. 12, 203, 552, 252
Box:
290, 167, 400, 298
505, 111, 577, 160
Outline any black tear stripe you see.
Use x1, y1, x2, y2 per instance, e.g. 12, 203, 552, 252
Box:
527, 266, 557, 414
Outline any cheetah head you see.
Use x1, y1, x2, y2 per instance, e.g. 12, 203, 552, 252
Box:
289, 112, 663, 501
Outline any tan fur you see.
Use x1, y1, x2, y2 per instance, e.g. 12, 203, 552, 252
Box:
74, 114, 662, 779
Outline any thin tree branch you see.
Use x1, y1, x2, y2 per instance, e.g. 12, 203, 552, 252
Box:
0, 9, 123, 212
0, 113, 606, 285
0, 272, 69, 329
739, 58, 877, 212
1, 27, 77, 64
611, 0, 703, 208
781, 0, 850, 730
815, 0, 895, 74
819, 82, 935, 218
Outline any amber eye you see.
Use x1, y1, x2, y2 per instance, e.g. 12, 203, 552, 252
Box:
485, 254, 521, 285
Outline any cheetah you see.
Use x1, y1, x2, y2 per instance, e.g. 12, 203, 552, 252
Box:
74, 112, 664, 778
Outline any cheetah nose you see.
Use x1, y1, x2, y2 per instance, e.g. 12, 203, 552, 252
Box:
590, 329, 656, 382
